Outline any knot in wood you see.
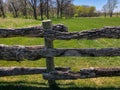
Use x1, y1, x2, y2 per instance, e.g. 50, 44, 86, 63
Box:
52, 24, 68, 32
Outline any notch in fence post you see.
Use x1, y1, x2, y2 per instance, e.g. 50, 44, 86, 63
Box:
42, 20, 57, 88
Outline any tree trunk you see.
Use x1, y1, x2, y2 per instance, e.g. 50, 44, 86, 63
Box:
0, 6, 5, 18
60, 7, 62, 18
110, 12, 113, 17
29, 0, 37, 19
40, 0, 44, 20
10, 2, 18, 18
104, 12, 106, 17
46, 0, 49, 19
23, 0, 27, 18
33, 7, 37, 19
56, 0, 60, 18
60, 0, 64, 19
0, 0, 5, 18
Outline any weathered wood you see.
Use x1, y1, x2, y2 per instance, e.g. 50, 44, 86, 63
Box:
0, 24, 67, 38
0, 45, 44, 61
43, 20, 55, 71
43, 67, 120, 80
44, 26, 120, 40
1, 26, 120, 40
0, 26, 44, 37
41, 48, 120, 57
80, 67, 120, 78
0, 67, 70, 77
42, 20, 56, 86
1, 45, 120, 61
52, 24, 68, 32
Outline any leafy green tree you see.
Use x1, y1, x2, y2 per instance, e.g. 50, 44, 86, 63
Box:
75, 5, 96, 17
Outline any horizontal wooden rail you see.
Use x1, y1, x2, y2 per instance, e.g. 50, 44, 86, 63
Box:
54, 48, 120, 57
44, 26, 120, 40
0, 21, 120, 84
1, 26, 120, 40
0, 67, 70, 77
0, 26, 44, 37
43, 67, 120, 80
0, 24, 68, 38
1, 45, 120, 61
0, 45, 45, 61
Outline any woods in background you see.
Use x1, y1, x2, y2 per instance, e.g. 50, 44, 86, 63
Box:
0, 0, 6, 18
0, 0, 76, 19
0, 0, 119, 19
102, 0, 119, 17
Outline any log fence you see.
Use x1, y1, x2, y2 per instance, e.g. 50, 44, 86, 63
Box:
0, 20, 120, 87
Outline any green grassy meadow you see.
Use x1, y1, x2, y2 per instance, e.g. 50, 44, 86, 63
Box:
0, 17, 120, 90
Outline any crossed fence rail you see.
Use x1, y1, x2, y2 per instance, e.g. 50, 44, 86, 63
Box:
0, 20, 120, 87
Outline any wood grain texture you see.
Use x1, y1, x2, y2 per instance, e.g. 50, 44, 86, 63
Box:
43, 67, 120, 80
44, 26, 120, 40
0, 45, 44, 61
1, 45, 120, 61
0, 24, 68, 38
0, 67, 70, 77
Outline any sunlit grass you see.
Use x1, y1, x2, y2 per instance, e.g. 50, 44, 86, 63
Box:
0, 17, 120, 90
0, 18, 40, 28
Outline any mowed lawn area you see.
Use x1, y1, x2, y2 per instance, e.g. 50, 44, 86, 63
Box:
0, 17, 120, 90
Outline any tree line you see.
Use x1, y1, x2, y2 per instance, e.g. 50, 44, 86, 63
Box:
102, 0, 119, 17
0, 0, 98, 19
0, 0, 74, 19
0, 0, 119, 19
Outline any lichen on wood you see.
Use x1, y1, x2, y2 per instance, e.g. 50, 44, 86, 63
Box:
43, 67, 120, 80
1, 44, 120, 61
0, 67, 70, 77
0, 44, 44, 61
44, 26, 120, 40
0, 24, 68, 38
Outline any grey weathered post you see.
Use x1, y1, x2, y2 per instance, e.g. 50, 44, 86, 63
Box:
42, 20, 56, 87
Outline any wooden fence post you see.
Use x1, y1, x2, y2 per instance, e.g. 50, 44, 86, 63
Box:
42, 20, 57, 87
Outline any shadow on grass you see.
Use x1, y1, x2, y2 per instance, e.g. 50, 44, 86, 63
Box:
0, 81, 119, 90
